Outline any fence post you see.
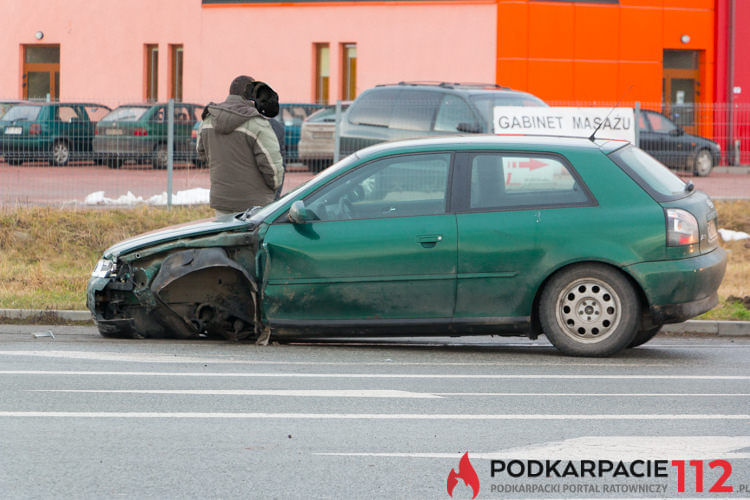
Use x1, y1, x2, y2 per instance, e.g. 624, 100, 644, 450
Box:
634, 102, 640, 147
167, 98, 174, 209
333, 99, 342, 163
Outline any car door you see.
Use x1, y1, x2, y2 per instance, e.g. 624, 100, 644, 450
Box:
639, 110, 687, 169
261, 152, 457, 326
453, 151, 596, 322
55, 105, 88, 154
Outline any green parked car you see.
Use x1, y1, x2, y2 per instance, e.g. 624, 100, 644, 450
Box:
93, 102, 203, 169
87, 135, 726, 356
0, 101, 110, 166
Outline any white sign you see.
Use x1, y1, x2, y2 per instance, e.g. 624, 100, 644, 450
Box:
493, 107, 636, 143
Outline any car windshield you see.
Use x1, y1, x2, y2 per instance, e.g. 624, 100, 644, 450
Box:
609, 145, 688, 199
101, 106, 149, 122
470, 93, 548, 124
1, 105, 41, 122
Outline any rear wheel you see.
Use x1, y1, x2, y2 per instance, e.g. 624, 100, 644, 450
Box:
539, 264, 639, 356
106, 158, 123, 169
628, 325, 662, 348
50, 140, 70, 166
693, 149, 713, 177
152, 143, 168, 169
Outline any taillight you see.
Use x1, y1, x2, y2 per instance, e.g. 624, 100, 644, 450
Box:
133, 128, 147, 136
29, 124, 41, 135
666, 208, 699, 247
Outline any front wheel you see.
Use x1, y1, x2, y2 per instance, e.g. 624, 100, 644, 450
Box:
539, 264, 639, 356
693, 149, 713, 177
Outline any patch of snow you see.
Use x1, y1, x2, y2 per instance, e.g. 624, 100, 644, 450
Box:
84, 188, 209, 206
718, 228, 750, 241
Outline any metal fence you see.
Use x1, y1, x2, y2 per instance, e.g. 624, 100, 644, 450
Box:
1, 97, 748, 207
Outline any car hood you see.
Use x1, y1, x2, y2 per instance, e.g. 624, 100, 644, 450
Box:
103, 213, 250, 259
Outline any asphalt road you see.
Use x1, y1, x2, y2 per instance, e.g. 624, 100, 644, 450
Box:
0, 326, 749, 499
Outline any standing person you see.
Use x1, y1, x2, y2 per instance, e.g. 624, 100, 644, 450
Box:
197, 75, 283, 216
249, 81, 286, 199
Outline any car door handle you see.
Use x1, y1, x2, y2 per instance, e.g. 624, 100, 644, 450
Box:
416, 234, 443, 248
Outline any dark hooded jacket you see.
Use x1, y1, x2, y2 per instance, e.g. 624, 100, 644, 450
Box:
197, 94, 283, 212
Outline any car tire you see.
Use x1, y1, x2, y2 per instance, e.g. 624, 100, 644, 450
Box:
6, 158, 23, 166
152, 143, 168, 169
97, 326, 144, 339
693, 149, 713, 177
539, 264, 639, 356
628, 325, 662, 348
106, 158, 123, 169
50, 140, 70, 166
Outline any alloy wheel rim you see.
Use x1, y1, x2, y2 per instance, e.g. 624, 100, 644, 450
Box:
53, 143, 69, 164
696, 151, 711, 175
555, 277, 621, 343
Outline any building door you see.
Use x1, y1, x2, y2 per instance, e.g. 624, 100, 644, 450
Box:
23, 45, 60, 100
663, 50, 701, 135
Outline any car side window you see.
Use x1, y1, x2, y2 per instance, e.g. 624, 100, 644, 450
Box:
306, 153, 452, 221
84, 105, 109, 122
469, 153, 589, 210
646, 112, 677, 134
347, 89, 400, 128
389, 90, 440, 131
57, 106, 82, 123
434, 95, 476, 132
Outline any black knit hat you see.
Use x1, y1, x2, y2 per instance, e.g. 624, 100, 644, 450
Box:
248, 81, 279, 118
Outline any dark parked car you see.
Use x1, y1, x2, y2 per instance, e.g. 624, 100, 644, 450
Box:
638, 109, 720, 177
272, 103, 324, 163
338, 82, 547, 156
0, 101, 110, 166
87, 135, 725, 356
93, 102, 203, 169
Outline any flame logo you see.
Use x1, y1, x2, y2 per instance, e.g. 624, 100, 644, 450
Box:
447, 452, 480, 499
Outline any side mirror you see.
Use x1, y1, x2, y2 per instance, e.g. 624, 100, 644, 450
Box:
457, 122, 482, 134
288, 200, 311, 225
670, 128, 685, 137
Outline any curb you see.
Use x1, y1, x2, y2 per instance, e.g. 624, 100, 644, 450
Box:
0, 309, 93, 322
0, 309, 749, 336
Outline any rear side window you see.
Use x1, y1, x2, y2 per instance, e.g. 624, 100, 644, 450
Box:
468, 153, 590, 210
347, 89, 400, 128
101, 107, 148, 122
2, 105, 41, 122
84, 105, 110, 122
609, 145, 688, 201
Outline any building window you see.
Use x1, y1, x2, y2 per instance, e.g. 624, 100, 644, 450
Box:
341, 43, 357, 101
314, 43, 330, 104
170, 44, 184, 101
145, 44, 159, 102
23, 45, 60, 100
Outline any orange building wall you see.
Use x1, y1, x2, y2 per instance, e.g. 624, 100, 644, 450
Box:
497, 0, 715, 106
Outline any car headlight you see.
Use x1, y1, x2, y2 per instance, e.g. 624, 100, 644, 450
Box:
91, 258, 116, 278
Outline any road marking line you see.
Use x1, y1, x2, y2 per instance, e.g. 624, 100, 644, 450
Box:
316, 436, 750, 460
433, 392, 750, 397
2, 371, 750, 380
28, 390, 750, 398
0, 412, 747, 420
0, 350, 670, 366
29, 389, 442, 398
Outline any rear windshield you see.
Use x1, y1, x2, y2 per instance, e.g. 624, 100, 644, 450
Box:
470, 93, 548, 125
1, 105, 41, 122
608, 145, 689, 201
101, 106, 149, 122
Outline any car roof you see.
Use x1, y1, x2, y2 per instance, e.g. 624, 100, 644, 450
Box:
373, 81, 541, 97
354, 134, 628, 158
11, 101, 109, 107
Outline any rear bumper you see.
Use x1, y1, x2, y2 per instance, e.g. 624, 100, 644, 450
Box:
626, 247, 727, 324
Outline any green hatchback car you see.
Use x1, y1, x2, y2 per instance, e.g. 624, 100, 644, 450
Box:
0, 101, 110, 166
87, 135, 726, 356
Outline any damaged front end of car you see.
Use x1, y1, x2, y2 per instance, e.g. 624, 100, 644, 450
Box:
86, 215, 266, 341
